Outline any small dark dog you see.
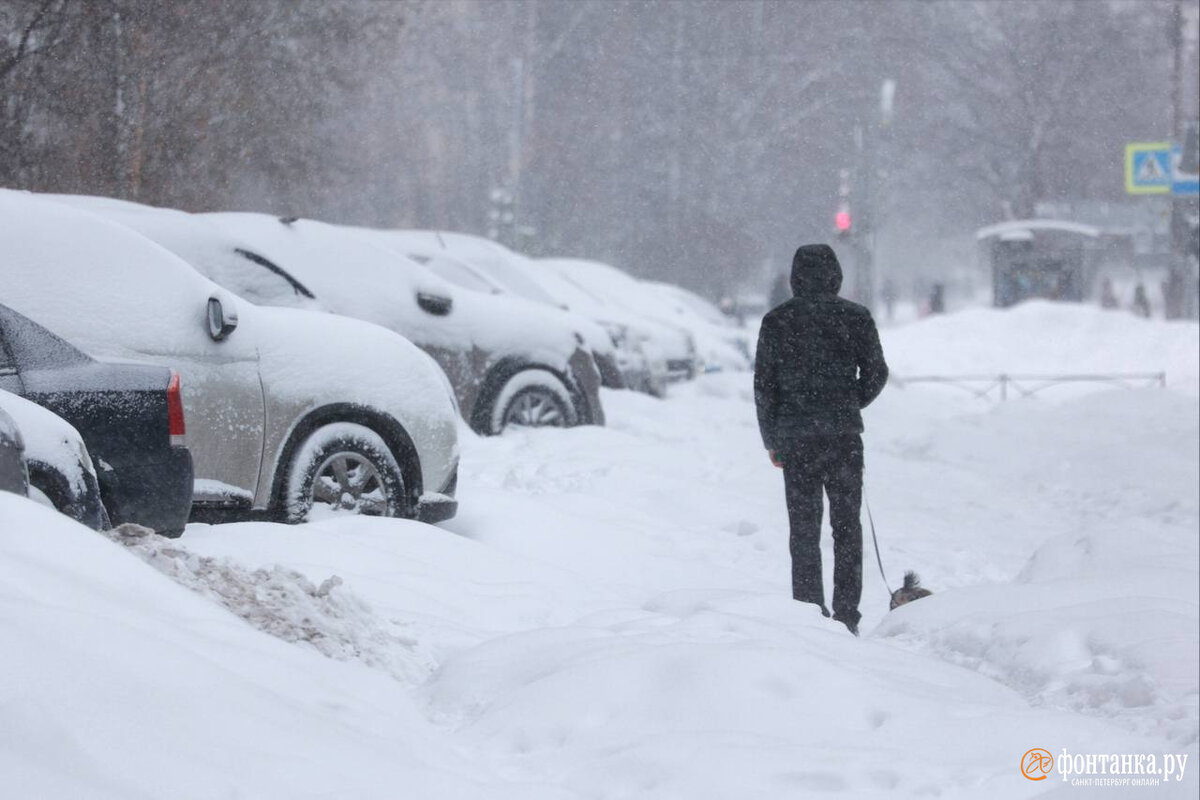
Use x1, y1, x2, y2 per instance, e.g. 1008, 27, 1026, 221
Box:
889, 571, 933, 610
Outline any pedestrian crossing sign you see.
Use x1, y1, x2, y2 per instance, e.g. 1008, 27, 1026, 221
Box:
1125, 142, 1172, 194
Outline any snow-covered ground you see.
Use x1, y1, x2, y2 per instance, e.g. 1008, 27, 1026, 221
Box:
2, 302, 1197, 799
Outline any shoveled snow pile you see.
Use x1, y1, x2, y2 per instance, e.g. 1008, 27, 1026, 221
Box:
104, 522, 434, 683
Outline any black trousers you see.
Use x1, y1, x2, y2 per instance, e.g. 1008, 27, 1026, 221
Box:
780, 434, 863, 625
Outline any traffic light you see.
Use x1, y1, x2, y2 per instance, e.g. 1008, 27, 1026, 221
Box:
488, 187, 515, 245
835, 202, 852, 237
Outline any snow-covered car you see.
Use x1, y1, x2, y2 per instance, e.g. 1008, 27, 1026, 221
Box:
196, 213, 605, 435
1, 302, 193, 534
537, 258, 699, 384
0, 389, 108, 530
642, 281, 753, 371
375, 231, 675, 395
3, 190, 459, 525
0, 404, 29, 498
367, 231, 632, 390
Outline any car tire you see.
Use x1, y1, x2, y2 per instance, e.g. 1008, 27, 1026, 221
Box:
488, 369, 576, 434
284, 422, 407, 523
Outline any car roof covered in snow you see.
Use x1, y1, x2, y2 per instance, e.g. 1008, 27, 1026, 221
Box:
367, 230, 564, 308
45, 193, 329, 313
203, 213, 584, 364
1, 189, 236, 362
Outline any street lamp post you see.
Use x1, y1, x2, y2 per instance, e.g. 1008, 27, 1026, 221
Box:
849, 78, 896, 312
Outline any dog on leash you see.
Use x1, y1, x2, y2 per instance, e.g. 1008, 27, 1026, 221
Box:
889, 571, 933, 610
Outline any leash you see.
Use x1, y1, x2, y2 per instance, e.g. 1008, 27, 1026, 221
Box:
864, 491, 894, 595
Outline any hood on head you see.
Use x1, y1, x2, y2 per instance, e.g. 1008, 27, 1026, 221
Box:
790, 244, 843, 298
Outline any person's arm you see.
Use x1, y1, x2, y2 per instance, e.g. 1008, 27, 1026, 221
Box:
856, 314, 889, 408
754, 314, 782, 456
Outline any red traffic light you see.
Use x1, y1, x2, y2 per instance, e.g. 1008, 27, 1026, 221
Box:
835, 210, 852, 232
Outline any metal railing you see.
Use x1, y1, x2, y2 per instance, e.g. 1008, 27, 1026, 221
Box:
892, 372, 1167, 400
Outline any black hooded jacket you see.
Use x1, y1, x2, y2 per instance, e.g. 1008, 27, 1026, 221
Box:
754, 245, 888, 449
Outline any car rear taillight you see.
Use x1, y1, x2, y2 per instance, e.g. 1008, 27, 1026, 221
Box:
167, 371, 186, 447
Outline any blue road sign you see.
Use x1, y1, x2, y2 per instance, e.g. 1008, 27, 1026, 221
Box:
1172, 144, 1199, 197
1126, 142, 1172, 194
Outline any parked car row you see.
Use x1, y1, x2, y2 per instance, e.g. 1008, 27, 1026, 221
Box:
1, 187, 752, 533
3, 189, 457, 533
369, 231, 717, 395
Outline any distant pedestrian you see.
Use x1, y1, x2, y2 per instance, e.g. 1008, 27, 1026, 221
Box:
754, 244, 889, 636
769, 272, 791, 309
1131, 283, 1151, 318
881, 278, 897, 322
928, 283, 945, 314
1099, 277, 1119, 309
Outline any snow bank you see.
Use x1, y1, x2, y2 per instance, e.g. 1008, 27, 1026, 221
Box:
0, 494, 544, 800
883, 301, 1199, 397
870, 309, 1200, 756
877, 528, 1199, 746
423, 590, 1164, 800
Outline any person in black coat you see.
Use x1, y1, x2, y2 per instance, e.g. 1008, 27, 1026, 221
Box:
754, 244, 889, 635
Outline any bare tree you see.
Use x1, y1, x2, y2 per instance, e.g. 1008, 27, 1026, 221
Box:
914, 0, 1171, 220
0, 0, 1177, 297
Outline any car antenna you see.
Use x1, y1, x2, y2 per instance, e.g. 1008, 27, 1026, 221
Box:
279, 216, 298, 226
436, 230, 447, 250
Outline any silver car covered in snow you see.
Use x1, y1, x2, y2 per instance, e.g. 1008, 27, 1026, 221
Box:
3, 190, 459, 524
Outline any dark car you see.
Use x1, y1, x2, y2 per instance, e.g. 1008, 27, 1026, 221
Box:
0, 404, 29, 498
0, 387, 109, 529
0, 303, 194, 535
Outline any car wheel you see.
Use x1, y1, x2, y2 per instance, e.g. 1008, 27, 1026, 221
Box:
489, 369, 576, 434
284, 422, 406, 523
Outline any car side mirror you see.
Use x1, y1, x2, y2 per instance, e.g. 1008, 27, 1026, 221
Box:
416, 292, 453, 316
207, 292, 239, 341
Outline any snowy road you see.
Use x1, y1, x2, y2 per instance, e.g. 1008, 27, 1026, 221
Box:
3, 303, 1197, 798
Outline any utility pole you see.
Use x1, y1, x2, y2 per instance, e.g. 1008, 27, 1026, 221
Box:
853, 123, 874, 309
1167, 0, 1199, 318
848, 78, 896, 311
